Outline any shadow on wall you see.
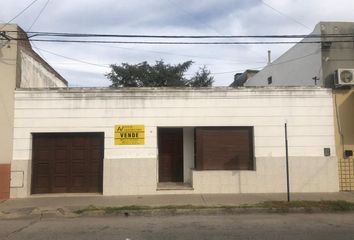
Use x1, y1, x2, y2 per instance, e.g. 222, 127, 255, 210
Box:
338, 90, 354, 149
324, 73, 335, 89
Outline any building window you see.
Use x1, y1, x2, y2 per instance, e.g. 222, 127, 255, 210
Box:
267, 76, 272, 85
195, 127, 254, 170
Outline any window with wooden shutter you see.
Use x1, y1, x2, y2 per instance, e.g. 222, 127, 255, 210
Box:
195, 127, 254, 170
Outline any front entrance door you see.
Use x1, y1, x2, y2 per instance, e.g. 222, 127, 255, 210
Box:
158, 128, 183, 182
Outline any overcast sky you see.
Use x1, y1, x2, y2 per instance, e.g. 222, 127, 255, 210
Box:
1, 0, 354, 87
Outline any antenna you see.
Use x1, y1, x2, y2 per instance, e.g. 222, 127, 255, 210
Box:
267, 50, 271, 64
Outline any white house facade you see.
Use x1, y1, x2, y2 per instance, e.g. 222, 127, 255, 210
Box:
10, 87, 339, 198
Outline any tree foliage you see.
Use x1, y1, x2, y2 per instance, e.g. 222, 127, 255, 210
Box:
106, 60, 213, 87
187, 66, 214, 87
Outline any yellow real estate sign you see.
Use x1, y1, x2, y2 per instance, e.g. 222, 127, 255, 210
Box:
114, 125, 145, 145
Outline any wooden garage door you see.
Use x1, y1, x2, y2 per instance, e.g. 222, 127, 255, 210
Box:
31, 133, 104, 194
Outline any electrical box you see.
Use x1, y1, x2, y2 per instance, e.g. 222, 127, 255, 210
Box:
324, 148, 331, 157
344, 150, 353, 158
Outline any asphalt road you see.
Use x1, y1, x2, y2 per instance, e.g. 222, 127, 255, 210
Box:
1, 213, 354, 240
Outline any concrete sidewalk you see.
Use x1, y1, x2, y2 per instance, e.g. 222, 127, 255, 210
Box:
1, 192, 354, 212
1, 192, 354, 219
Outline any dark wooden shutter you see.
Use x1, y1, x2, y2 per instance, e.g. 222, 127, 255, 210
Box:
196, 127, 254, 170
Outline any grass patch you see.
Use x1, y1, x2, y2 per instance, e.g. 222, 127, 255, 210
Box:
73, 201, 354, 215
74, 205, 100, 214
319, 200, 354, 211
256, 200, 354, 212
104, 205, 151, 214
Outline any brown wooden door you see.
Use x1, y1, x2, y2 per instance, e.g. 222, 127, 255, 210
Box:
31, 133, 104, 194
158, 128, 183, 182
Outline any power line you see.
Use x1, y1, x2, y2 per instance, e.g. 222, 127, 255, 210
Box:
32, 41, 55, 63
36, 46, 264, 74
7, 31, 354, 39
28, 0, 50, 31
30, 46, 328, 88
93, 43, 266, 65
33, 46, 322, 76
32, 46, 264, 75
260, 0, 311, 30
35, 47, 110, 68
185, 67, 264, 76
0, 0, 39, 30
13, 38, 354, 45
268, 50, 320, 66
5, 30, 354, 39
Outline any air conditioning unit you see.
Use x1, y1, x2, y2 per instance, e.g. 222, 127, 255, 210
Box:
335, 69, 354, 86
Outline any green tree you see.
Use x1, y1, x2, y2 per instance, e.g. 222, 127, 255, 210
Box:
106, 60, 213, 87
187, 66, 214, 87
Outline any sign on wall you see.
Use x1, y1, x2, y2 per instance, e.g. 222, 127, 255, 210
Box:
114, 125, 145, 145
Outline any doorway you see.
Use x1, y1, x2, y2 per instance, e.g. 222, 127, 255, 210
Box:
158, 128, 183, 182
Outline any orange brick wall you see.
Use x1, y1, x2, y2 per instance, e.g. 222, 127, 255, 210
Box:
0, 164, 10, 199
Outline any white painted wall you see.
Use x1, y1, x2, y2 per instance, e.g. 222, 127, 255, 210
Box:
192, 157, 338, 193
245, 24, 322, 87
183, 127, 195, 183
10, 87, 338, 197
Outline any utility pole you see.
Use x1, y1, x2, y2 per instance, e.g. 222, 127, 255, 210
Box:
285, 122, 290, 202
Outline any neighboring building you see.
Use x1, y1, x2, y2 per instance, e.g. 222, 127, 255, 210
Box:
333, 89, 354, 191
244, 22, 354, 88
0, 24, 67, 199
230, 70, 259, 87
10, 87, 338, 198
245, 22, 354, 191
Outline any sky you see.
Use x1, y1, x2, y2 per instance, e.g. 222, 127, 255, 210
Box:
1, 0, 354, 87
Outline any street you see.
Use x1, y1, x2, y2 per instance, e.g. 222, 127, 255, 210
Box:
1, 213, 354, 240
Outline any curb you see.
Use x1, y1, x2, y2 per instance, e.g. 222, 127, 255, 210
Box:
0, 207, 78, 219
1, 206, 353, 219
78, 207, 325, 217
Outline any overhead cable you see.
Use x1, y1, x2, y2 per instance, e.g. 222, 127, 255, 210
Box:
12, 38, 354, 45
260, 0, 311, 30
5, 31, 354, 39
0, 0, 39, 30
8, 31, 354, 39
27, 0, 50, 31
